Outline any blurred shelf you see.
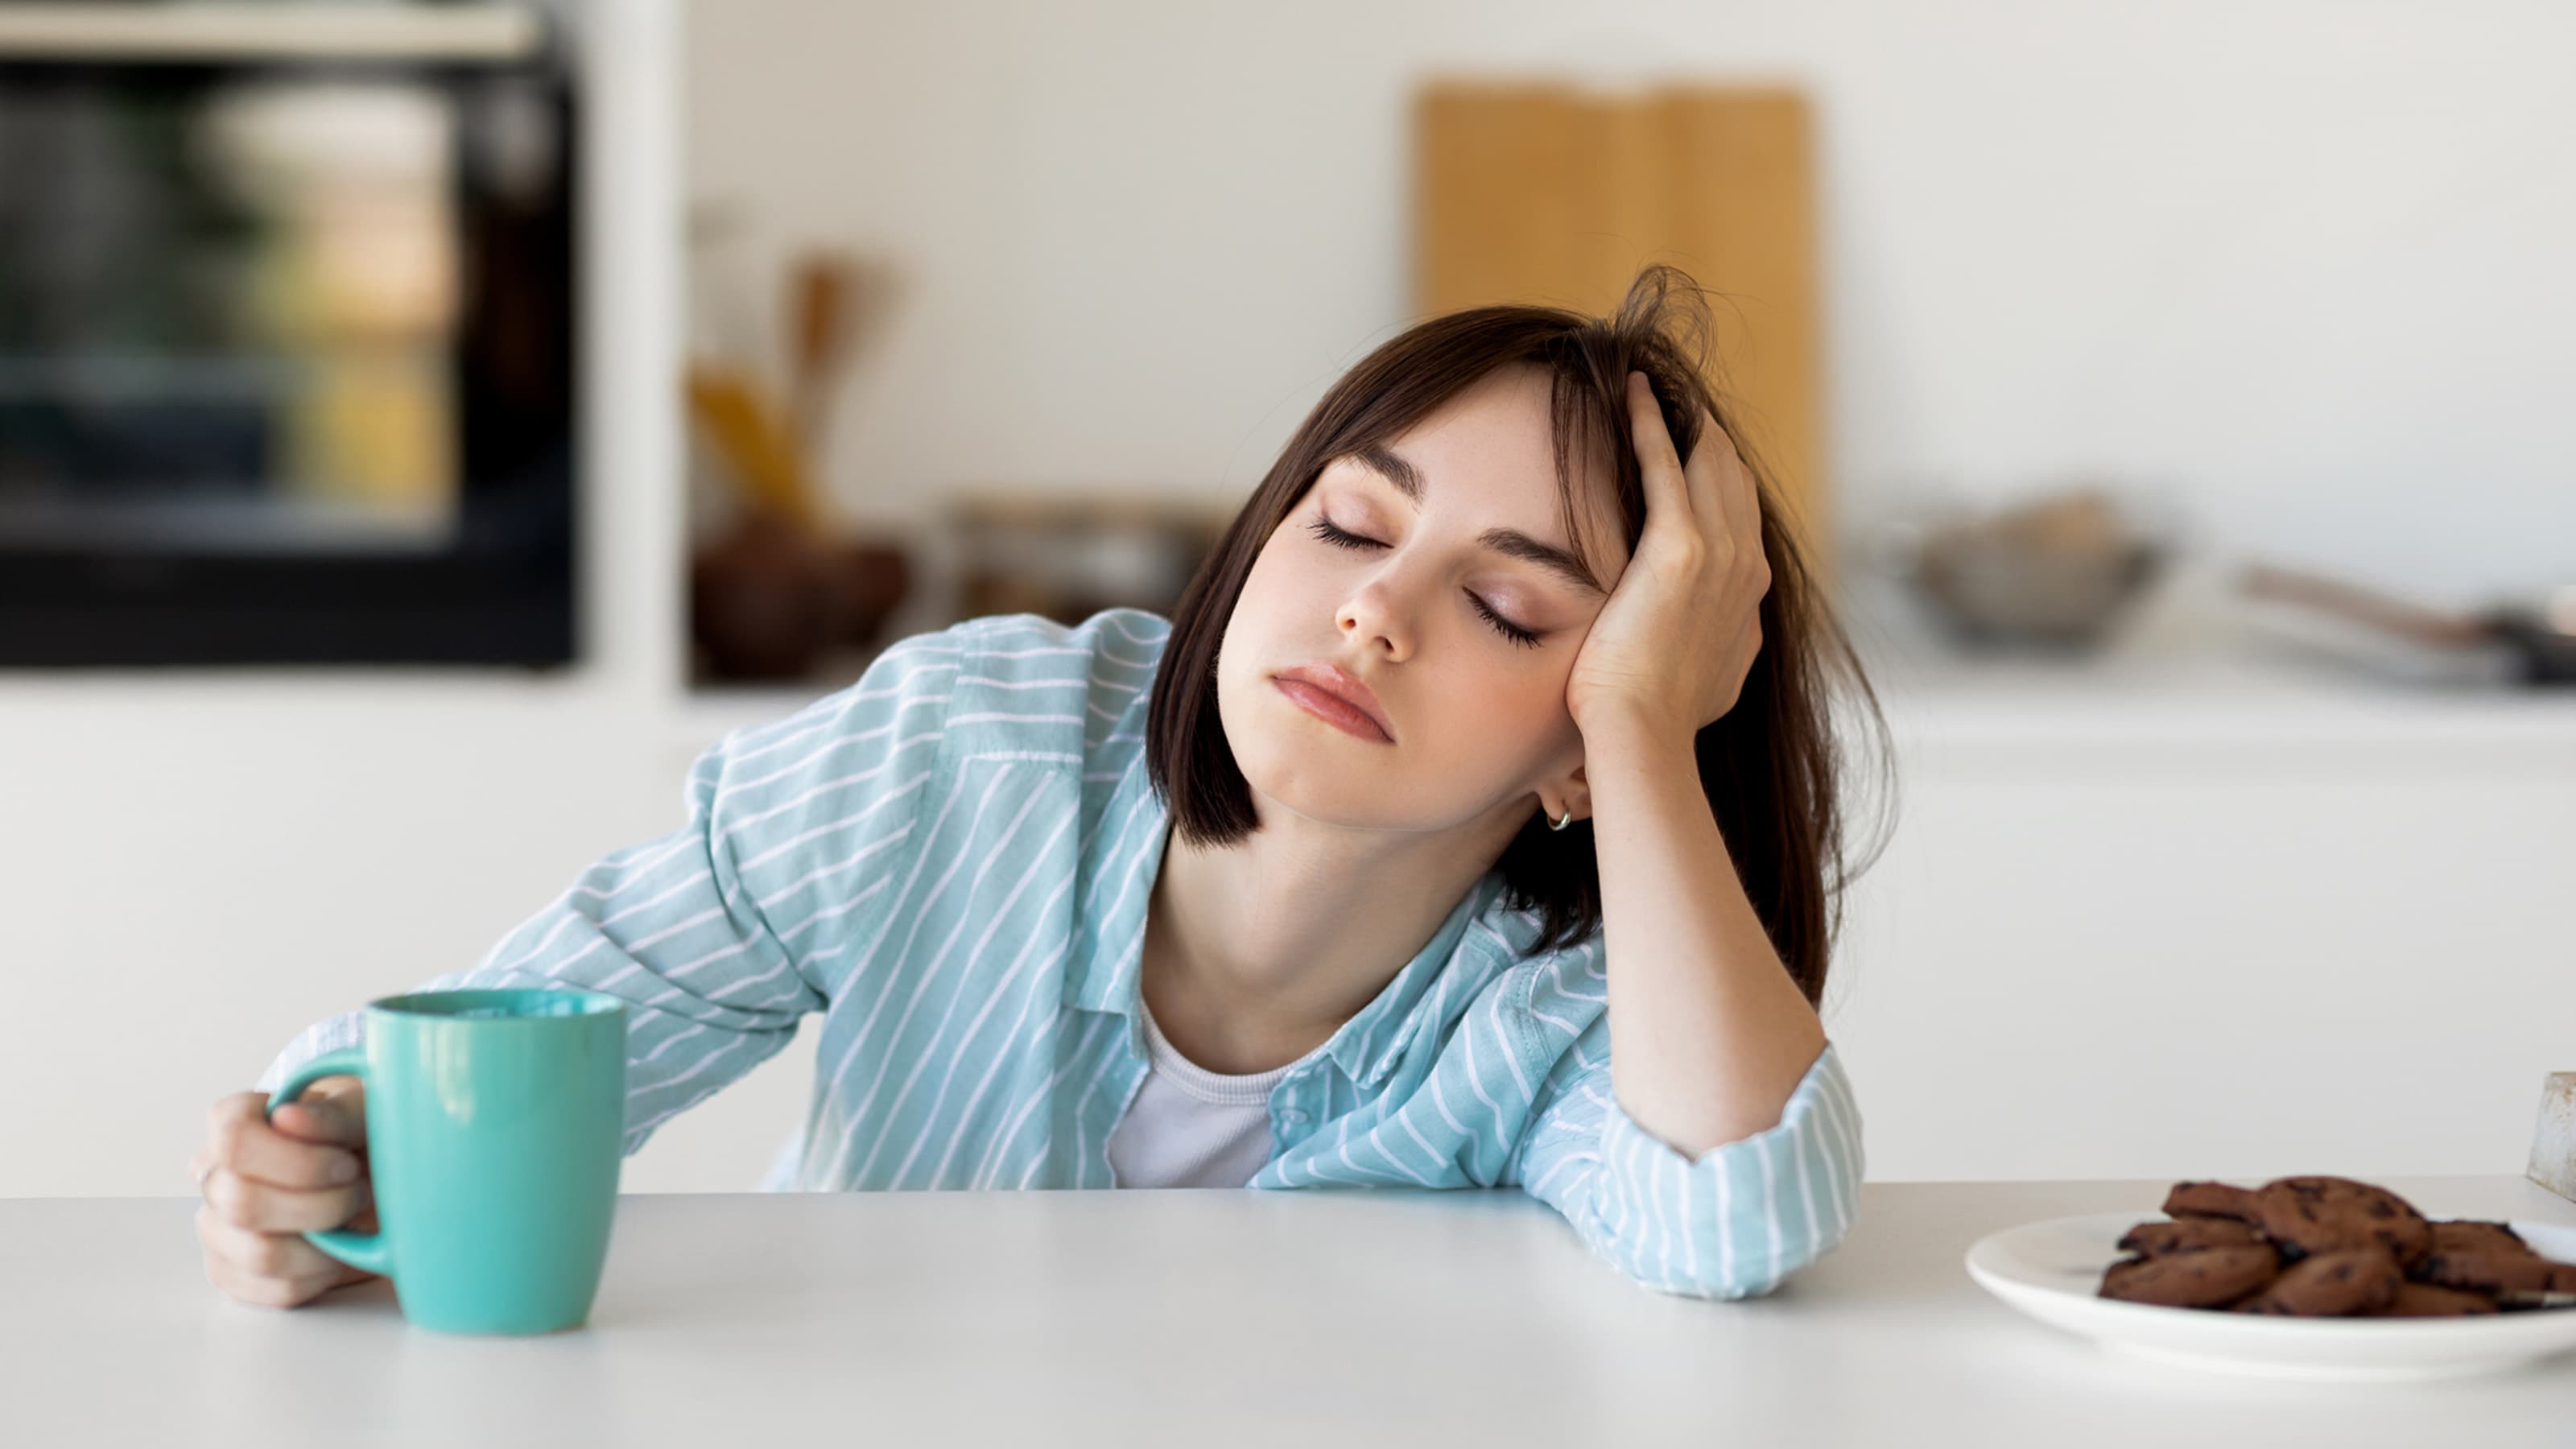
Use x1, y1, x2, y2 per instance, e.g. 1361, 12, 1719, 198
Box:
666, 642, 2576, 770
665, 568, 2576, 763
1847, 568, 2576, 759
1868, 650, 2576, 754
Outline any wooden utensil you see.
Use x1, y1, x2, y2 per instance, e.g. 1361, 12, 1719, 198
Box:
686, 362, 823, 534
787, 251, 857, 460
2239, 563, 2576, 686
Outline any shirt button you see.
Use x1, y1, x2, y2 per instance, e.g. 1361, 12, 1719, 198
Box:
1279, 1108, 1309, 1125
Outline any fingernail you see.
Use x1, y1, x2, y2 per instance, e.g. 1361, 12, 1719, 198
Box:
328, 1156, 358, 1183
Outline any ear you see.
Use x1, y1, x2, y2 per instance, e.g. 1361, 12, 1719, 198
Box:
1535, 760, 1592, 827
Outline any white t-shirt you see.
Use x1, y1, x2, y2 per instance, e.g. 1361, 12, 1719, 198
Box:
1106, 997, 1325, 1188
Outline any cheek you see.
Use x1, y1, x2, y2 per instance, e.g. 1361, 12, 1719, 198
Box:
1458, 666, 1559, 720
1417, 660, 1577, 765
1231, 537, 1312, 625
1220, 544, 1297, 660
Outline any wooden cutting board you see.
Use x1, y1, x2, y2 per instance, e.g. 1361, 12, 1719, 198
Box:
1414, 84, 1829, 567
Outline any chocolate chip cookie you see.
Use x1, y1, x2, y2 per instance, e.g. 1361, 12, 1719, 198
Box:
2235, 1246, 2403, 1317
2100, 1245, 2281, 1309
2411, 1219, 2576, 1296
2249, 1176, 2432, 1266
2376, 1282, 2500, 1318
2117, 1217, 2265, 1259
2162, 1181, 2263, 1223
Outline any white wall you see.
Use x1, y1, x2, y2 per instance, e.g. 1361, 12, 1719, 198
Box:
688, 0, 2576, 602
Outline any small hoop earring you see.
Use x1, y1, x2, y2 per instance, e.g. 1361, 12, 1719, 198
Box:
1549, 807, 1574, 832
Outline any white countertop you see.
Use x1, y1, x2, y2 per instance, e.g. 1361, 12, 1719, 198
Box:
9, 1177, 2574, 1446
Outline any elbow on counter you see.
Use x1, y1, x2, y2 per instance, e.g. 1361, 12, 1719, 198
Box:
1590, 1047, 1865, 1302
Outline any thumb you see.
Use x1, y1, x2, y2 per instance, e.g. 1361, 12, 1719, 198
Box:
275, 1085, 366, 1146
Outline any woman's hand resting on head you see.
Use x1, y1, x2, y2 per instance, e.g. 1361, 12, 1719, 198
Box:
1564, 371, 1771, 742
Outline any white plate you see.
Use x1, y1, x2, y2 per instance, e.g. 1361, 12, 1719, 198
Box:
1964, 1212, 2576, 1381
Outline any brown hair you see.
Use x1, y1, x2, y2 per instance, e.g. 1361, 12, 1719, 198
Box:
1145, 266, 1889, 1007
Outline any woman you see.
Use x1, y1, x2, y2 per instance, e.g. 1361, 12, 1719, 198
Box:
194, 266, 1885, 1307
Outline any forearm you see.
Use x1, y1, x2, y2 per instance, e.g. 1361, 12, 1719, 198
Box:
1583, 713, 1828, 1156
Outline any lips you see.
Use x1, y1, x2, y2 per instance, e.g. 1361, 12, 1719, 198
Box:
1272, 663, 1395, 744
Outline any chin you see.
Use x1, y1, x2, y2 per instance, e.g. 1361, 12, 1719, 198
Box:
1229, 721, 1515, 837
1228, 720, 1377, 819
1213, 697, 1392, 824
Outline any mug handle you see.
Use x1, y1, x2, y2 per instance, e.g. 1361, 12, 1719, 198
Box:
264, 1047, 394, 1278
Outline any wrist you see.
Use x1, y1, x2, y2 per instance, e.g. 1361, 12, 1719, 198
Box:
1575, 704, 1695, 759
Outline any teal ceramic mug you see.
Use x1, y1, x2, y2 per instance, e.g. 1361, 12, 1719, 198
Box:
264, 988, 629, 1335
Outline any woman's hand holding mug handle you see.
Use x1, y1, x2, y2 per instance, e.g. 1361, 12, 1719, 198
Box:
190, 1075, 382, 1308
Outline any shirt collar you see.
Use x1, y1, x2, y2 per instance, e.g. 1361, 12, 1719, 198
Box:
1065, 745, 1512, 1092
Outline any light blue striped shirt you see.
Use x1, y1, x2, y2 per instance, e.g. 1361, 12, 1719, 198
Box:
261, 608, 1863, 1298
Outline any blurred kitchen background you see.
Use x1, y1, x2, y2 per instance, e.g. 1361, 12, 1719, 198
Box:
3, 0, 2570, 1199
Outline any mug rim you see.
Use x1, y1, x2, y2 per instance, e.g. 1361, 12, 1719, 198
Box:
369, 987, 626, 1021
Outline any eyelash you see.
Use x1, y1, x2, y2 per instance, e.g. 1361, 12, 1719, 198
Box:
1303, 515, 1544, 649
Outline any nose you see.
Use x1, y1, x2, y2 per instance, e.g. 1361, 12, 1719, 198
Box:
1337, 576, 1414, 663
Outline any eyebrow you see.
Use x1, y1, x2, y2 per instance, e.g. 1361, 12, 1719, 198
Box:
1349, 443, 1605, 597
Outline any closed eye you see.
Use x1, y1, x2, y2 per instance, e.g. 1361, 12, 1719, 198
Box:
1303, 515, 1544, 649
1305, 515, 1381, 554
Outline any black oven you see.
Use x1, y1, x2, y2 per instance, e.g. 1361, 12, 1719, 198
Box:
0, 2, 577, 667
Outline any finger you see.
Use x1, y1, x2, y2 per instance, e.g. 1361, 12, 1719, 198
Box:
196, 1203, 365, 1287
202, 1242, 357, 1311
202, 1162, 373, 1234
203, 1250, 309, 1310
212, 1087, 340, 1154
1677, 403, 1728, 522
1709, 617, 1765, 726
208, 1093, 365, 1189
270, 1078, 369, 1148
1680, 405, 1761, 559
1624, 372, 1695, 528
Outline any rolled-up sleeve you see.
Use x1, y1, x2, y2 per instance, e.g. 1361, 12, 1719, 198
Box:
1509, 1034, 1864, 1300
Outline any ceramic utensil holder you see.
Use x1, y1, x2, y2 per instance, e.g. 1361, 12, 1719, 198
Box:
2533, 1072, 2576, 1203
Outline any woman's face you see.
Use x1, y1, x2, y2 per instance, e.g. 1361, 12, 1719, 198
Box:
1217, 365, 1629, 836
